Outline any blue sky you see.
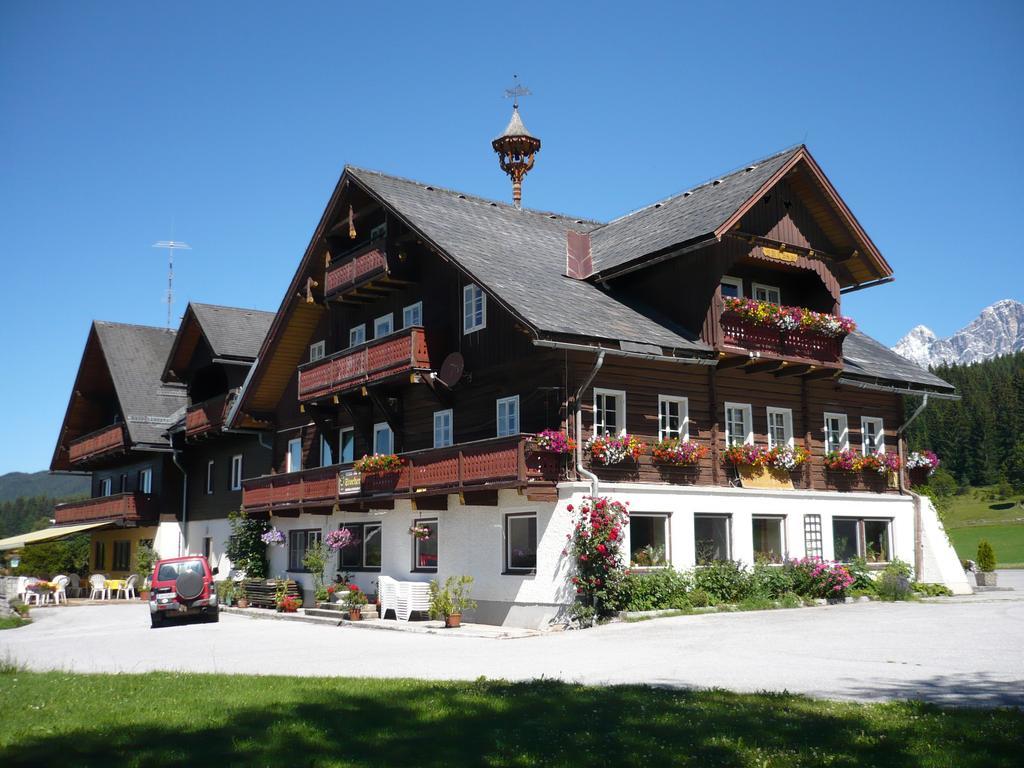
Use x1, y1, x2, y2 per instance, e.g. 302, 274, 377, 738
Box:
1, 2, 1022, 474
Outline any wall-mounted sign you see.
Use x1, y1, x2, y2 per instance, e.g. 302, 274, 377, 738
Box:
338, 469, 361, 496
761, 246, 798, 264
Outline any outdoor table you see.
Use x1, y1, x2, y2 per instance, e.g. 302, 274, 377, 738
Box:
105, 579, 126, 596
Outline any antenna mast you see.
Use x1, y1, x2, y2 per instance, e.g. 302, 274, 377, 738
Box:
152, 240, 192, 328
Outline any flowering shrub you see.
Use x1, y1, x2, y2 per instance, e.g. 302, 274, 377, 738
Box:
354, 453, 402, 473
277, 595, 302, 613
564, 497, 630, 619
723, 297, 857, 337
810, 560, 855, 596
344, 584, 368, 610
823, 449, 860, 471
408, 524, 432, 541
260, 528, 287, 546
325, 528, 355, 550
766, 445, 809, 470
535, 429, 576, 454
583, 434, 645, 465
651, 439, 707, 467
721, 444, 770, 468
907, 450, 940, 475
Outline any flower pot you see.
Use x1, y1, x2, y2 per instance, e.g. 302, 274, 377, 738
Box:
908, 467, 930, 488
975, 571, 998, 587
236, 597, 249, 609
139, 591, 150, 602
444, 613, 461, 628
348, 607, 362, 621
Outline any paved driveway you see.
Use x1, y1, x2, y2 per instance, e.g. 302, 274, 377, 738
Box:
3, 584, 1022, 707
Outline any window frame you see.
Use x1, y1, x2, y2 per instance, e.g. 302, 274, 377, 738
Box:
99, 477, 112, 497
463, 283, 486, 334
766, 407, 794, 449
119, 473, 129, 493
230, 455, 243, 491
657, 395, 689, 441
824, 412, 850, 453
336, 522, 382, 572
831, 517, 893, 564
694, 513, 732, 565
724, 402, 754, 447
309, 340, 326, 362
504, 512, 538, 575
593, 387, 627, 437
206, 460, 215, 495
402, 301, 423, 329
373, 422, 393, 455
93, 540, 106, 570
320, 433, 334, 468
412, 518, 439, 573
752, 282, 782, 304
861, 416, 885, 456
138, 467, 152, 494
339, 427, 355, 464
373, 313, 393, 339
286, 437, 302, 473
496, 395, 520, 438
433, 409, 453, 448
628, 513, 671, 568
287, 528, 322, 572
348, 324, 366, 348
112, 540, 131, 571
720, 275, 744, 298
752, 515, 787, 564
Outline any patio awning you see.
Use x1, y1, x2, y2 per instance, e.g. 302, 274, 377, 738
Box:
0, 520, 117, 551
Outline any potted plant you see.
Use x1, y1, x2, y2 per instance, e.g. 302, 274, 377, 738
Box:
975, 539, 997, 586
583, 434, 645, 466
428, 575, 477, 628
907, 450, 941, 487
651, 439, 707, 467
236, 586, 250, 610
277, 595, 302, 613
534, 429, 576, 454
344, 584, 368, 620
133, 541, 158, 600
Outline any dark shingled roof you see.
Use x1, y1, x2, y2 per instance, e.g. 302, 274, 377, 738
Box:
93, 322, 186, 446
589, 146, 802, 274
190, 303, 275, 360
347, 167, 711, 354
842, 331, 955, 393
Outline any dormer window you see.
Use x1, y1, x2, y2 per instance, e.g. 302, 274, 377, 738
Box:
309, 340, 326, 362
720, 276, 743, 298
374, 314, 393, 339
349, 324, 366, 348
463, 284, 486, 334
402, 302, 423, 328
753, 283, 781, 304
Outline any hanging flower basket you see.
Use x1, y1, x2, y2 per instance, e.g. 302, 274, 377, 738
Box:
354, 453, 402, 474
583, 434, 645, 466
651, 439, 707, 467
261, 528, 287, 546
325, 528, 356, 551
408, 524, 432, 541
723, 297, 856, 337
907, 450, 940, 486
534, 429, 576, 454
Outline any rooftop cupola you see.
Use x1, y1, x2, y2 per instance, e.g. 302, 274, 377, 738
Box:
492, 81, 541, 208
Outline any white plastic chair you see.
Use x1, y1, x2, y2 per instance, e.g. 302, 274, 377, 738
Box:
52, 575, 69, 605
394, 580, 431, 621
24, 578, 48, 607
378, 575, 399, 620
67, 573, 82, 598
89, 574, 109, 600
117, 574, 137, 600
15, 576, 28, 602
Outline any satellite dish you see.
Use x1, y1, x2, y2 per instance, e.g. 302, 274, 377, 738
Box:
437, 353, 465, 389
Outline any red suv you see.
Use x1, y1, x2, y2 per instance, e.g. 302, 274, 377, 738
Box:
149, 555, 219, 628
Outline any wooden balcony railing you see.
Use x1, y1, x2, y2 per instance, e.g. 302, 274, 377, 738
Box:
241, 436, 561, 513
297, 327, 432, 403
53, 492, 156, 525
185, 392, 233, 437
708, 296, 845, 365
68, 423, 128, 464
325, 239, 392, 297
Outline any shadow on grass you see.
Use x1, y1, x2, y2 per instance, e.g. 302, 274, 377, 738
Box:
1, 676, 1021, 768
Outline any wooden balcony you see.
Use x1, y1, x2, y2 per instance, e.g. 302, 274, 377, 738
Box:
53, 492, 156, 525
324, 238, 396, 298
241, 436, 561, 513
708, 297, 845, 366
68, 423, 128, 464
185, 392, 233, 438
297, 327, 432, 403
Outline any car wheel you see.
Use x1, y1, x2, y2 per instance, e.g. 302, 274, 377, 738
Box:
150, 613, 164, 629
207, 610, 219, 623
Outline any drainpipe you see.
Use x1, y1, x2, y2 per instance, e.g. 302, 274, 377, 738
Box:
897, 393, 930, 579
574, 351, 605, 498
170, 433, 188, 556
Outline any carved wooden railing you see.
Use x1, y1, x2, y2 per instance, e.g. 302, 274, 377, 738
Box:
297, 327, 431, 402
185, 392, 233, 437
709, 296, 845, 365
68, 423, 128, 464
324, 239, 391, 297
54, 492, 156, 524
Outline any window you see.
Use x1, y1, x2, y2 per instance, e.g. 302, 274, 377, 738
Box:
336, 522, 382, 571
230, 455, 243, 491
288, 529, 322, 571
402, 301, 423, 328
824, 413, 849, 453
694, 514, 731, 565
433, 409, 453, 448
286, 438, 302, 473
119, 473, 129, 493
724, 403, 753, 447
630, 514, 669, 566
752, 516, 786, 564
752, 283, 781, 304
658, 396, 689, 441
202, 537, 212, 561
349, 324, 366, 347
803, 514, 823, 559
496, 396, 519, 437
99, 478, 112, 497
832, 518, 892, 563
112, 540, 131, 571
505, 514, 537, 573
594, 388, 626, 437
766, 407, 794, 449
206, 460, 215, 495
340, 428, 355, 464
309, 340, 326, 362
93, 540, 106, 570
373, 423, 393, 455
413, 519, 438, 572
138, 468, 152, 494
720, 275, 743, 298
374, 313, 393, 338
320, 434, 334, 467
861, 417, 885, 456
463, 283, 486, 333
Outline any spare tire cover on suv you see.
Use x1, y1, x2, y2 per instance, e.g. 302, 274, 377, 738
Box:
175, 569, 204, 600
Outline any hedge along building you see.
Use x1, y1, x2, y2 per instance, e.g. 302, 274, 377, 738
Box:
222, 105, 969, 627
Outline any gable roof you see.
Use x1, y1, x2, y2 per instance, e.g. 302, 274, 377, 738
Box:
163, 302, 274, 382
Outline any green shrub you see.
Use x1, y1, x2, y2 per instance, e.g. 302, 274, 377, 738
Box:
778, 592, 802, 609
693, 560, 751, 603
607, 568, 692, 612
688, 588, 711, 607
913, 582, 953, 597
845, 557, 876, 593
976, 539, 996, 572
876, 560, 914, 601
736, 596, 775, 612
749, 560, 795, 599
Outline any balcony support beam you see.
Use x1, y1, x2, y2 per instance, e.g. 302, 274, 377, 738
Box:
775, 364, 813, 378
744, 360, 786, 375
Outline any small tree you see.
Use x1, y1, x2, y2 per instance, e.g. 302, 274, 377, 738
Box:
133, 541, 158, 586
564, 496, 630, 624
225, 508, 271, 578
302, 539, 332, 602
976, 539, 996, 573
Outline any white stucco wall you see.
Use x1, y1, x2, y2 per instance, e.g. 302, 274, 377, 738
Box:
915, 493, 973, 594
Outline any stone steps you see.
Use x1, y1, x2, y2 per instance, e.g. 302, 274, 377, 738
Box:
307, 604, 379, 620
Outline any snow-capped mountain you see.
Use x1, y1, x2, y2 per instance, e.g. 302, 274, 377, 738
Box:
892, 299, 1024, 368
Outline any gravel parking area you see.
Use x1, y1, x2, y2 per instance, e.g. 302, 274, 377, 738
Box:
4, 582, 1022, 706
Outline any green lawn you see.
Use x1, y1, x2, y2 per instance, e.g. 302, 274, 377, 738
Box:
948, 524, 1024, 568
0, 672, 1020, 767
941, 487, 1024, 528
936, 486, 1024, 565
0, 617, 29, 631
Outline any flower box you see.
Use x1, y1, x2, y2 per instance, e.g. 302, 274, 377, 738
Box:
583, 434, 645, 466
361, 470, 402, 494
534, 429, 576, 454
651, 439, 707, 467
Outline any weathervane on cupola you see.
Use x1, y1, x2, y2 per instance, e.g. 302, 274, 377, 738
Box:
492, 75, 541, 209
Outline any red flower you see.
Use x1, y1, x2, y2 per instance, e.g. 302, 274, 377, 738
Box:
596, 544, 607, 554
567, 504, 574, 512
349, 585, 360, 592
